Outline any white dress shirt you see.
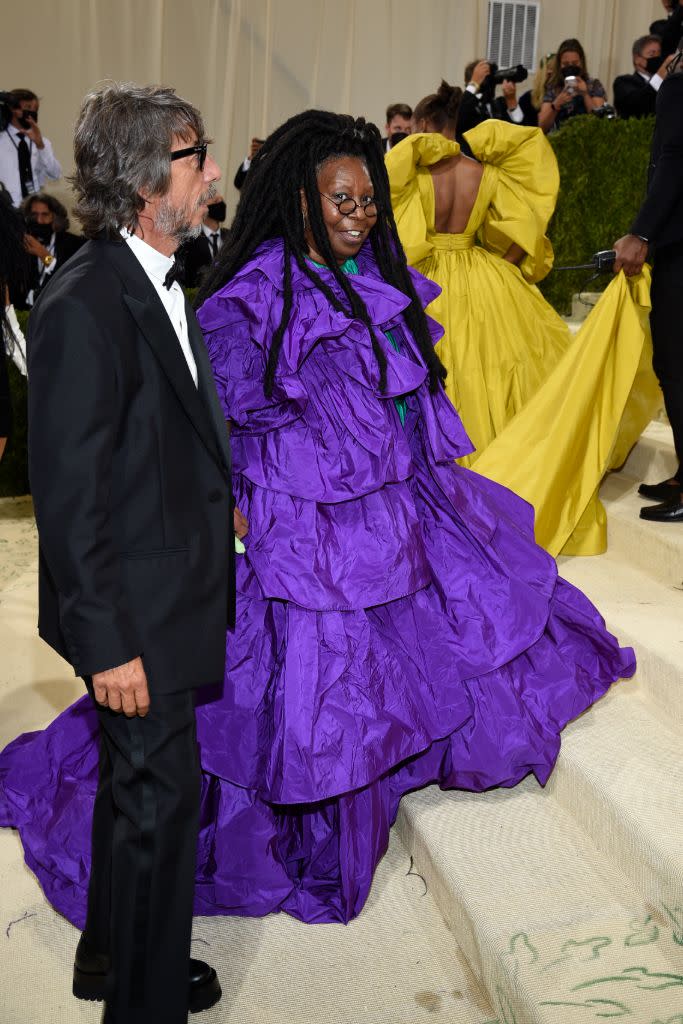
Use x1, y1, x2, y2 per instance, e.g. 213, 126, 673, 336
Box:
122, 230, 198, 388
3, 305, 28, 375
0, 124, 62, 206
638, 69, 664, 92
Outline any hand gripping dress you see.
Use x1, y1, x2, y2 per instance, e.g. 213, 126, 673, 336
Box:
387, 124, 661, 556
0, 240, 634, 926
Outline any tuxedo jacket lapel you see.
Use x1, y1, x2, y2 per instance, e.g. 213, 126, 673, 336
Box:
185, 301, 232, 476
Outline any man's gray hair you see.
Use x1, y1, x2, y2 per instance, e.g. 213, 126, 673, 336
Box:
70, 82, 205, 239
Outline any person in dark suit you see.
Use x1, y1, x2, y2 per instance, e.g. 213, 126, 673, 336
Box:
651, 0, 683, 57
27, 82, 244, 1023
178, 195, 229, 288
613, 47, 683, 522
233, 136, 264, 190
16, 192, 84, 307
613, 34, 675, 119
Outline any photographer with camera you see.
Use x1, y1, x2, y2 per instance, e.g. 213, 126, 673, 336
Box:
612, 41, 683, 523
0, 89, 61, 207
458, 59, 532, 136
539, 39, 607, 133
15, 192, 84, 309
614, 35, 676, 119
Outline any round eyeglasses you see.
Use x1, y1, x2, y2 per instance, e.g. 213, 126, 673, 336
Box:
319, 192, 379, 217
170, 142, 208, 171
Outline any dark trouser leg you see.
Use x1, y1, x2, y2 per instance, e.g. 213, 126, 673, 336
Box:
84, 685, 201, 1024
651, 244, 683, 479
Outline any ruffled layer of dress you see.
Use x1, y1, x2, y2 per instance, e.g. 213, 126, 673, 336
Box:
0, 240, 635, 926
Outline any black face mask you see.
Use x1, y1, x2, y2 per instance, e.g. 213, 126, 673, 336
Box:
644, 55, 663, 76
206, 201, 226, 222
27, 221, 53, 244
17, 110, 38, 130
561, 65, 583, 80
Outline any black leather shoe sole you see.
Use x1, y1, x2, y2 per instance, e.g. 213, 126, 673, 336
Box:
638, 480, 680, 502
73, 961, 222, 1013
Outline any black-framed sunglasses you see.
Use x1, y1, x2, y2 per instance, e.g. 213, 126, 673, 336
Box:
319, 192, 379, 217
170, 142, 208, 171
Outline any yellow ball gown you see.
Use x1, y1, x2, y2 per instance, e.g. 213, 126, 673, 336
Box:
386, 122, 661, 556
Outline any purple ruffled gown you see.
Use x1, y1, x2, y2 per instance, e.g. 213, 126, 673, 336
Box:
0, 240, 635, 926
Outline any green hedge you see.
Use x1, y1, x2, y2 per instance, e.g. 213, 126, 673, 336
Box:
0, 127, 656, 497
540, 114, 655, 314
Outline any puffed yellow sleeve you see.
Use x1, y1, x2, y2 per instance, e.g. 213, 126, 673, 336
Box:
464, 120, 560, 283
385, 133, 460, 266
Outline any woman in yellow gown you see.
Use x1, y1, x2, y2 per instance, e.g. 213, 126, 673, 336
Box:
386, 82, 660, 556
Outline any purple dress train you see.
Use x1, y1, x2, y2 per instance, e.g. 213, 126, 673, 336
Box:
0, 240, 634, 926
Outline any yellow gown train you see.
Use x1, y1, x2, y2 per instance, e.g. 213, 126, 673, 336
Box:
386, 123, 661, 556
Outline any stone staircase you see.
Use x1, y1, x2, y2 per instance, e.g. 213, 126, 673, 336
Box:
396, 420, 683, 1023
1, 423, 681, 1024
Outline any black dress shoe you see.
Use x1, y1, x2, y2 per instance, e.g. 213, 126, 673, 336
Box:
638, 479, 680, 502
73, 937, 221, 1013
639, 495, 683, 522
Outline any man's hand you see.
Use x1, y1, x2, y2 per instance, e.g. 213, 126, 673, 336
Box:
233, 505, 248, 539
23, 118, 44, 149
24, 235, 50, 259
470, 60, 491, 90
92, 656, 151, 717
613, 234, 648, 277
657, 52, 677, 78
502, 80, 517, 108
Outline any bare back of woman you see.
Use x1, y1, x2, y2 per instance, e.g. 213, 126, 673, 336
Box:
430, 153, 525, 264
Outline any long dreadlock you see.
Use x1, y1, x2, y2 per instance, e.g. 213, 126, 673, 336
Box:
197, 110, 446, 397
0, 190, 29, 355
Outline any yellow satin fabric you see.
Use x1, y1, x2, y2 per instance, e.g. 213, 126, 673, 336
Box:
386, 125, 661, 556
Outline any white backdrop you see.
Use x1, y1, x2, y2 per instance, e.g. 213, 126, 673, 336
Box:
1, 0, 664, 215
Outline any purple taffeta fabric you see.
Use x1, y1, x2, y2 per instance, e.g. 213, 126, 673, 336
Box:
0, 239, 635, 926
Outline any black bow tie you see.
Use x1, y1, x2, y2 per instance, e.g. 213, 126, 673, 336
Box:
163, 252, 185, 290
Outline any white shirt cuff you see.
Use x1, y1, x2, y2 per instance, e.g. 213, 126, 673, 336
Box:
242, 157, 251, 171
508, 104, 524, 123
466, 83, 478, 95
649, 73, 663, 92
4, 306, 28, 376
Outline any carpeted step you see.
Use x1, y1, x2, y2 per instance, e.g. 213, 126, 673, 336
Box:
620, 420, 677, 483
397, 773, 683, 1024
600, 473, 683, 588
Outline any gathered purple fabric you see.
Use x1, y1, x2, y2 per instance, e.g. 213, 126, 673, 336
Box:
0, 238, 634, 926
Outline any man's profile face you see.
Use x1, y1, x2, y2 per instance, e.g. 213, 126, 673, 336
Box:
27, 200, 54, 226
12, 99, 39, 130
154, 133, 221, 244
386, 114, 411, 137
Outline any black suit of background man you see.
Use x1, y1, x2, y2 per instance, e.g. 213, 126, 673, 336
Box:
631, 71, 683, 484
614, 71, 659, 118
28, 236, 235, 1023
180, 226, 230, 288
14, 229, 84, 308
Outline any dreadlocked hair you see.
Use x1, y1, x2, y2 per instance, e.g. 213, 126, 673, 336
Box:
197, 109, 446, 397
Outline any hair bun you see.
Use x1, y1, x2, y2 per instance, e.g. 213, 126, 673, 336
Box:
436, 80, 463, 117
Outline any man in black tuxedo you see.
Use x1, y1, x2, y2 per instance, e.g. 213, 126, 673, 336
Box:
613, 35, 674, 119
651, 0, 683, 57
179, 195, 229, 288
16, 191, 84, 307
27, 82, 244, 1022
613, 48, 683, 522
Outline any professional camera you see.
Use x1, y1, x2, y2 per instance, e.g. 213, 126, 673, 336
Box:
592, 103, 617, 120
491, 63, 528, 85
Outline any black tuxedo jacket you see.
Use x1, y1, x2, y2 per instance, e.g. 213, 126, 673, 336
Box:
233, 161, 248, 190
179, 228, 230, 289
613, 72, 658, 119
14, 231, 86, 309
631, 73, 683, 250
28, 238, 235, 692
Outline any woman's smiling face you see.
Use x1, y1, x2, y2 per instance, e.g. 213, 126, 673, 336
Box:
305, 156, 377, 265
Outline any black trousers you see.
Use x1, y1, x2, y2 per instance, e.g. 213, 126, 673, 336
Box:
83, 683, 201, 1024
650, 243, 683, 478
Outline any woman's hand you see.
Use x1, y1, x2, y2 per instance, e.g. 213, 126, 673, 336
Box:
233, 505, 248, 539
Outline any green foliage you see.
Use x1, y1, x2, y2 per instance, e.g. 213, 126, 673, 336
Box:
540, 114, 655, 314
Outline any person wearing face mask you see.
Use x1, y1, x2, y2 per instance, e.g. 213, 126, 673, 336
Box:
539, 39, 606, 133
178, 194, 229, 287
0, 89, 62, 207
650, 0, 683, 59
613, 35, 676, 119
16, 192, 84, 308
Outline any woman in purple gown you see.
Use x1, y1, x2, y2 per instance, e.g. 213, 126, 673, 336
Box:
0, 111, 634, 927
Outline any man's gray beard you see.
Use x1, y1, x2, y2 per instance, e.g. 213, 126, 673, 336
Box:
156, 198, 203, 246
